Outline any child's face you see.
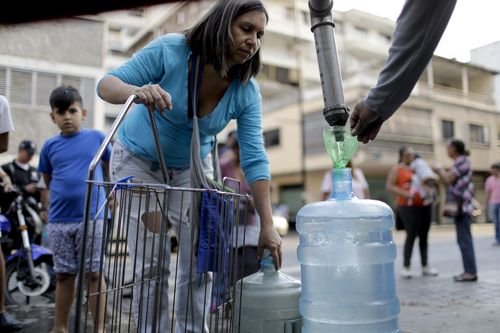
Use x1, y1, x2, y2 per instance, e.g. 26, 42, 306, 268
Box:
50, 101, 87, 135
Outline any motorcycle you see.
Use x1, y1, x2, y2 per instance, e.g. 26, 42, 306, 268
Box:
0, 187, 55, 305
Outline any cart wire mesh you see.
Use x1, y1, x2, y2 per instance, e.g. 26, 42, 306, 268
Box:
73, 96, 252, 333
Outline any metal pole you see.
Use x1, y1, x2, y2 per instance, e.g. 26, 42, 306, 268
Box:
309, 0, 349, 129
74, 95, 137, 332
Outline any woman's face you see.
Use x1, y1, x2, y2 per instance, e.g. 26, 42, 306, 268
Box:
446, 143, 455, 158
227, 10, 267, 67
401, 148, 415, 165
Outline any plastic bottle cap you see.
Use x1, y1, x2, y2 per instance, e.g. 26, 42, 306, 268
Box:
260, 249, 275, 271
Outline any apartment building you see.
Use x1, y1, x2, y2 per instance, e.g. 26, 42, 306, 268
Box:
266, 8, 499, 221
1, 1, 498, 222
0, 18, 106, 164
471, 40, 500, 108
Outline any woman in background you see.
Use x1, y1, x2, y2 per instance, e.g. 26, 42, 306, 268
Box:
386, 146, 438, 279
436, 139, 478, 282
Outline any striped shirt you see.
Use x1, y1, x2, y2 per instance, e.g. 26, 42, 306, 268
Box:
449, 155, 474, 216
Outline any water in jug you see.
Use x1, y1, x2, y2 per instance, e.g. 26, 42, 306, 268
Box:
233, 250, 302, 333
296, 167, 400, 333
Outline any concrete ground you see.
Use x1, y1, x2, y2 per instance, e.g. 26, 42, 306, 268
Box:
7, 222, 500, 333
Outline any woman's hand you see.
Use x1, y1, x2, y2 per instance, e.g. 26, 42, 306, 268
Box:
98, 75, 174, 109
258, 222, 282, 270
250, 180, 282, 269
133, 84, 173, 112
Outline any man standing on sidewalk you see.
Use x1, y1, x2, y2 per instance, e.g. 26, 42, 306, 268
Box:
0, 95, 24, 331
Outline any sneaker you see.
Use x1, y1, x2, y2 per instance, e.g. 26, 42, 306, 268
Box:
401, 267, 412, 279
453, 273, 478, 282
0, 312, 24, 332
422, 266, 439, 277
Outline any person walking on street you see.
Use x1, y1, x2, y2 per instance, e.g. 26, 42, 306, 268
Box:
96, 0, 281, 331
484, 162, 500, 246
436, 139, 478, 282
38, 86, 110, 333
386, 146, 438, 279
0, 95, 24, 332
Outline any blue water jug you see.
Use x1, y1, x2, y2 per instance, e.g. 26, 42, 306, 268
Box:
296, 168, 400, 333
233, 250, 302, 333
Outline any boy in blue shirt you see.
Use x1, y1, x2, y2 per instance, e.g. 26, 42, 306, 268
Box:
39, 86, 110, 333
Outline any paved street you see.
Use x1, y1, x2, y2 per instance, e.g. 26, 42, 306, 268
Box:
8, 222, 500, 333
280, 222, 500, 333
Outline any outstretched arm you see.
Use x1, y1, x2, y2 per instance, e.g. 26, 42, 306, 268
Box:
250, 179, 282, 269
97, 75, 173, 111
351, 0, 457, 143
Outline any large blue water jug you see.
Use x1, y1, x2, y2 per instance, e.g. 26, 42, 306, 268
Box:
296, 168, 400, 333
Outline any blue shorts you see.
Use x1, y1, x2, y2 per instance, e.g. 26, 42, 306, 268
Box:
47, 221, 104, 275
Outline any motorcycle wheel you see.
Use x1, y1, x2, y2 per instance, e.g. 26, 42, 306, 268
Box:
5, 257, 56, 305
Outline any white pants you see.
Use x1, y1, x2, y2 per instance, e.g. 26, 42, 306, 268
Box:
110, 140, 212, 333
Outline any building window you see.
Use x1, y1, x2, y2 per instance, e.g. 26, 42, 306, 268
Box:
10, 69, 32, 105
276, 67, 290, 85
0, 66, 91, 111
263, 129, 280, 148
303, 111, 326, 155
441, 120, 454, 139
0, 67, 6, 96
35, 72, 58, 107
469, 124, 489, 144
259, 64, 297, 86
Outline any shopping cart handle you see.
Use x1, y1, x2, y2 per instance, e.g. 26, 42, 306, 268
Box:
114, 176, 135, 189
88, 95, 137, 179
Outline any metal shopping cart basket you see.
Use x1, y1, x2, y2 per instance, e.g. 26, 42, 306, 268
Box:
74, 96, 252, 333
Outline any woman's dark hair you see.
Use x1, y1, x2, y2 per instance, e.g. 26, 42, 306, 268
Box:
398, 145, 411, 163
185, 0, 268, 83
448, 139, 469, 156
49, 85, 83, 111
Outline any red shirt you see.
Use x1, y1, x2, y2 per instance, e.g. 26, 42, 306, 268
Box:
396, 164, 424, 207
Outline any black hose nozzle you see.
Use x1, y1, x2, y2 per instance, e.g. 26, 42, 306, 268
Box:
323, 105, 350, 127
324, 105, 350, 141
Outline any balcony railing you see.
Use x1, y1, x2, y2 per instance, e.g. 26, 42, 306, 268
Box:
416, 83, 495, 106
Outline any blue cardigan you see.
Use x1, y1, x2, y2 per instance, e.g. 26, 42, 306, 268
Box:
103, 33, 270, 184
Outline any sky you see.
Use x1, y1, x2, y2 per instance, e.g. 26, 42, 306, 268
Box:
333, 0, 500, 62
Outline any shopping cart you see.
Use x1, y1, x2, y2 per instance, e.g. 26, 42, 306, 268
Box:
73, 96, 252, 333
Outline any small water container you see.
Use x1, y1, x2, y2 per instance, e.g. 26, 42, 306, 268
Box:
233, 251, 302, 333
296, 168, 400, 333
